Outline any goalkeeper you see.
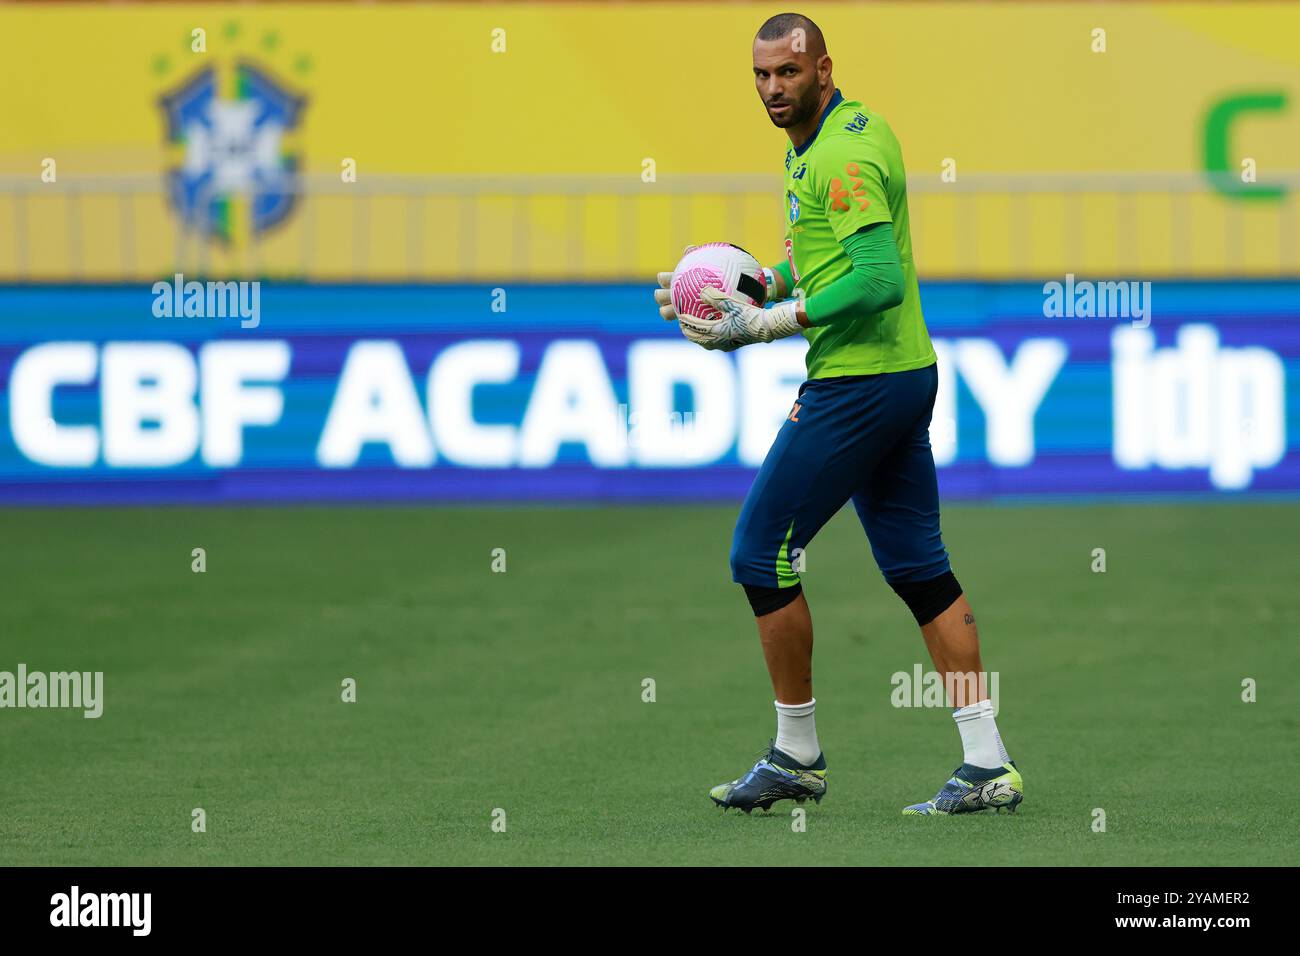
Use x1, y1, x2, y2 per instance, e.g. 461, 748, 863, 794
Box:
652, 12, 1022, 817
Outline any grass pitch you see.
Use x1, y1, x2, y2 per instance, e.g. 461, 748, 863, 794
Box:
1, 502, 1296, 866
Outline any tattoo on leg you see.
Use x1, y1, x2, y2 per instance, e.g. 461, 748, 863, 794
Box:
963, 613, 975, 625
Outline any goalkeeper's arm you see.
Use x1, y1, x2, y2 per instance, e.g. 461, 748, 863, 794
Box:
766, 222, 905, 324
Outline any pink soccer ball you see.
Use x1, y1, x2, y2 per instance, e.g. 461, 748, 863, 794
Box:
670, 243, 766, 321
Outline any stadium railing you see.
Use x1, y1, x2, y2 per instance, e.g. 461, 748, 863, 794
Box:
0, 171, 1296, 281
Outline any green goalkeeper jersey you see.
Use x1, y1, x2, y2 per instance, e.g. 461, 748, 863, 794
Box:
782, 90, 935, 378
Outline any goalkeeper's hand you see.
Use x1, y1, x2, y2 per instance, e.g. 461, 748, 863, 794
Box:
677, 287, 804, 352
653, 270, 680, 322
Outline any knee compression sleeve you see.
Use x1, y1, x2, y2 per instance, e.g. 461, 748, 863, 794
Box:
742, 582, 803, 617
889, 571, 962, 626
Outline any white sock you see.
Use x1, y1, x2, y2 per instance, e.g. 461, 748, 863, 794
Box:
774, 699, 820, 766
953, 699, 1010, 769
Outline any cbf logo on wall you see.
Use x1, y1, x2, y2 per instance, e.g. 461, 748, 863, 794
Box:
154, 22, 310, 243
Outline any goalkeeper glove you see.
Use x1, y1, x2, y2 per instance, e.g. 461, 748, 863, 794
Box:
677, 287, 803, 352
653, 270, 679, 322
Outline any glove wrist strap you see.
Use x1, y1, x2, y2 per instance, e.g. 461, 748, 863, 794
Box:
764, 301, 803, 341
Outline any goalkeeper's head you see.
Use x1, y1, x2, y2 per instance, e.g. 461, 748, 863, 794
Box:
752, 12, 832, 133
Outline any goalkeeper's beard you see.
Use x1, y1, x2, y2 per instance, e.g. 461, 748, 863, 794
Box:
767, 85, 822, 129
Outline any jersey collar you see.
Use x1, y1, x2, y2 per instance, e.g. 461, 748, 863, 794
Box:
792, 88, 844, 157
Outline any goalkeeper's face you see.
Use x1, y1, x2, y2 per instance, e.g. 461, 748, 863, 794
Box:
752, 37, 827, 130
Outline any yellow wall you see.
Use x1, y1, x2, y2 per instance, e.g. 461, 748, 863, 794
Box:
1, 2, 1297, 278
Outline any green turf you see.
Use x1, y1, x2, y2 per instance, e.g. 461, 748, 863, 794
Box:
0, 502, 1296, 865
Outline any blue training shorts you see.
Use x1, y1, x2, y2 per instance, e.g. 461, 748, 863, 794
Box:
730, 362, 951, 589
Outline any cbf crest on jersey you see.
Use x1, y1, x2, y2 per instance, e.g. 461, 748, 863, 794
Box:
788, 191, 801, 224
158, 44, 308, 244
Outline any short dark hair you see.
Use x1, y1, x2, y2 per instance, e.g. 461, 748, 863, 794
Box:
755, 12, 826, 55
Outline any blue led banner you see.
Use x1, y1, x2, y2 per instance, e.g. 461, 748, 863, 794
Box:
0, 282, 1296, 503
